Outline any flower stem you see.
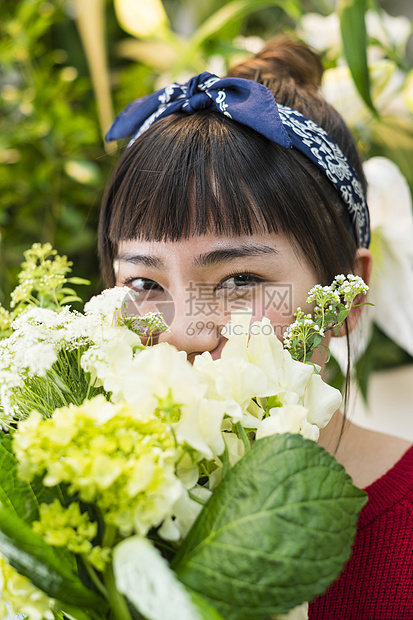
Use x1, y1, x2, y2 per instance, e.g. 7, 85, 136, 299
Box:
236, 422, 251, 453
103, 562, 133, 620
82, 556, 109, 599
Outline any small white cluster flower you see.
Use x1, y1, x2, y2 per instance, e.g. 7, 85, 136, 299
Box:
84, 286, 133, 319
306, 283, 341, 307
337, 274, 369, 306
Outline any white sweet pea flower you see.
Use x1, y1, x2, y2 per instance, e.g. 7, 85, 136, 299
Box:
95, 342, 226, 458
330, 157, 413, 368
223, 431, 245, 466
247, 317, 315, 401
244, 316, 341, 427
256, 405, 319, 442
158, 485, 212, 542
113, 537, 200, 620
302, 372, 343, 429
175, 396, 226, 459
194, 309, 272, 426
203, 311, 341, 432
115, 342, 205, 411
194, 351, 270, 426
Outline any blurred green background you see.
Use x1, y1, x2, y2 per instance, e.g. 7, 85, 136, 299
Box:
1, 0, 413, 391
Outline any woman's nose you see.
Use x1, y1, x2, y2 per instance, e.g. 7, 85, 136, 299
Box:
157, 296, 224, 359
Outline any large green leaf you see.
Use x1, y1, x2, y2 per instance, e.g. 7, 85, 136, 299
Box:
0, 504, 107, 612
0, 434, 62, 522
338, 0, 377, 114
173, 433, 366, 619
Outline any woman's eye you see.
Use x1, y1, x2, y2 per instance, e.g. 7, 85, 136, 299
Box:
217, 273, 261, 290
125, 278, 163, 292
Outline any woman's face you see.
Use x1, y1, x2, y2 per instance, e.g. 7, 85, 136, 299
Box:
114, 232, 322, 363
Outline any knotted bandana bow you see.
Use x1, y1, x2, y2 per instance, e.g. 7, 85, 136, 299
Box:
106, 72, 370, 248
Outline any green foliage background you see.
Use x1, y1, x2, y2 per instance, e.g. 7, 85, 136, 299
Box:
1, 0, 412, 390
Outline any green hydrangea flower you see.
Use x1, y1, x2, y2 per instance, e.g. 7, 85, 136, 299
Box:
13, 395, 184, 537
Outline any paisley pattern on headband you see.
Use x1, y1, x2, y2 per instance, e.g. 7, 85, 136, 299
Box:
278, 106, 370, 248
106, 72, 370, 248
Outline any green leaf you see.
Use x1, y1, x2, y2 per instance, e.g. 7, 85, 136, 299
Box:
338, 0, 377, 114
0, 504, 107, 612
61, 295, 83, 305
173, 434, 366, 619
190, 0, 301, 48
0, 434, 61, 523
67, 277, 92, 286
176, 0, 301, 73
190, 591, 226, 620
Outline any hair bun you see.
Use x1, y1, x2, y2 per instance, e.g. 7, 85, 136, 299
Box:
228, 36, 323, 92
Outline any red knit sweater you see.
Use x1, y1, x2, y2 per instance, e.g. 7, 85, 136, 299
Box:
308, 445, 413, 619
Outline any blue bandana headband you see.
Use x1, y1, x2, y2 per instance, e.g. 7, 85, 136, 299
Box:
106, 72, 370, 248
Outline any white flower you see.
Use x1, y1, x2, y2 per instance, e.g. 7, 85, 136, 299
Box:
256, 405, 319, 442
175, 396, 226, 459
330, 157, 413, 368
300, 8, 411, 59
113, 537, 200, 620
299, 12, 341, 55
113, 342, 205, 411
202, 310, 341, 432
194, 351, 269, 426
302, 373, 343, 429
80, 325, 142, 396
158, 485, 212, 542
194, 309, 272, 426
114, 0, 170, 38
18, 342, 57, 377
365, 10, 411, 53
322, 60, 407, 127
84, 286, 132, 319
91, 341, 226, 459
277, 602, 309, 620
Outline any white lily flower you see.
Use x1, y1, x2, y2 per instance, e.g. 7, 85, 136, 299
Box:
299, 12, 341, 55
114, 0, 170, 38
299, 9, 411, 58
365, 10, 411, 53
330, 157, 413, 368
322, 60, 407, 127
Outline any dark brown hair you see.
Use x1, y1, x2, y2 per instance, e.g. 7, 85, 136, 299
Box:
99, 36, 366, 288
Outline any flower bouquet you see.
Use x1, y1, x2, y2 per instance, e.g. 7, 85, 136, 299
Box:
0, 244, 368, 620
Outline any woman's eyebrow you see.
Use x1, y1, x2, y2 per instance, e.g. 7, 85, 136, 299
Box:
193, 244, 278, 268
115, 252, 165, 269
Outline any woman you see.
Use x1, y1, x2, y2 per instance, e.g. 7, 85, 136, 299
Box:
100, 37, 413, 618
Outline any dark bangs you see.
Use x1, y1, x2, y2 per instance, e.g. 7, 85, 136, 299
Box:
99, 111, 357, 286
